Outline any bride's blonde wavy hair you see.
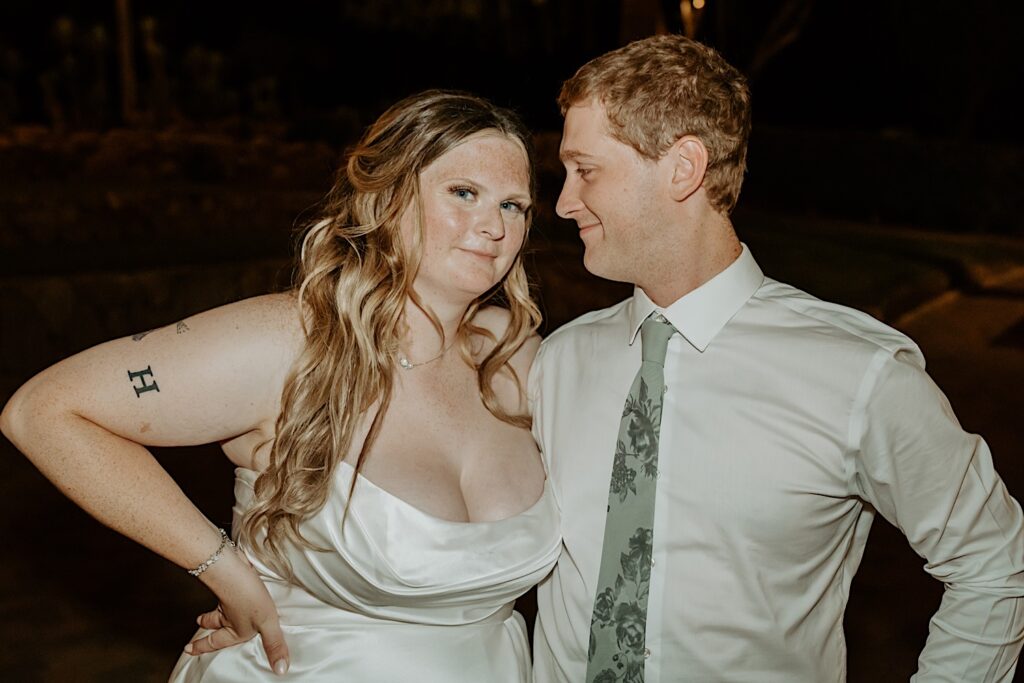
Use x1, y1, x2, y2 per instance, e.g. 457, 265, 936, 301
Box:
239, 90, 541, 579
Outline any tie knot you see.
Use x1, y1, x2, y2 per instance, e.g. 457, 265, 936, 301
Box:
640, 314, 675, 365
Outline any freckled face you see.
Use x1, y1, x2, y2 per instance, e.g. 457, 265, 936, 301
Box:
556, 101, 667, 285
405, 131, 532, 304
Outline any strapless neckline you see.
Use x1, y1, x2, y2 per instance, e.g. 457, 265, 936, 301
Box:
171, 456, 560, 683
335, 459, 550, 527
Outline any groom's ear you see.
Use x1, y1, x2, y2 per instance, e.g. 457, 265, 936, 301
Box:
665, 135, 708, 203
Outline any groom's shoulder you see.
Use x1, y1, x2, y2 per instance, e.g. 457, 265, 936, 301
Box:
541, 297, 633, 350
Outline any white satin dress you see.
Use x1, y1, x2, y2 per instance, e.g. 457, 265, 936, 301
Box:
169, 461, 560, 682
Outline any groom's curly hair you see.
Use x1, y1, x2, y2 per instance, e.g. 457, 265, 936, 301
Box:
559, 34, 751, 215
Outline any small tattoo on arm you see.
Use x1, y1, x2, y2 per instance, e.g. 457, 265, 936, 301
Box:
128, 366, 160, 397
176, 321, 190, 334
132, 330, 154, 342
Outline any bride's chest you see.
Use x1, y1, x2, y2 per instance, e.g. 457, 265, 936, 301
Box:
357, 383, 544, 524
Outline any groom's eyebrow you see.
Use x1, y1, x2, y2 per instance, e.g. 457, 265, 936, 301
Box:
559, 150, 594, 163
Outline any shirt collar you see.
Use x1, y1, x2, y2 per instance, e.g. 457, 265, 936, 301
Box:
627, 243, 764, 352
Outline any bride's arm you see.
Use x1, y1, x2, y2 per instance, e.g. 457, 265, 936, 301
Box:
0, 292, 303, 674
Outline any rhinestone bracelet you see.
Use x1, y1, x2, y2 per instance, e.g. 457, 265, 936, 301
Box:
187, 528, 236, 577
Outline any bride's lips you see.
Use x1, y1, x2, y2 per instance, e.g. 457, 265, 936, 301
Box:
458, 247, 498, 260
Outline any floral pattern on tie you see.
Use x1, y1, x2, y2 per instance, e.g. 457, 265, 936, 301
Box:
611, 378, 661, 501
589, 378, 661, 681
588, 526, 655, 682
587, 316, 675, 683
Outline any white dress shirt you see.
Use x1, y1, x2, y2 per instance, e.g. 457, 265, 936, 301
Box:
530, 245, 1024, 682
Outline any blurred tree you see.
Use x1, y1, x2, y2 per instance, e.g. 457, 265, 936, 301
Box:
745, 0, 816, 78
115, 0, 138, 125
250, 76, 282, 123
620, 0, 667, 43
677, 0, 707, 39
140, 16, 171, 126
39, 17, 79, 130
181, 46, 237, 122
83, 24, 110, 128
954, 0, 1007, 140
0, 44, 23, 130
613, 1, 815, 80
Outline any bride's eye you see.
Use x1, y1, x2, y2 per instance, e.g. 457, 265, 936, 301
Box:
500, 200, 527, 215
449, 185, 477, 201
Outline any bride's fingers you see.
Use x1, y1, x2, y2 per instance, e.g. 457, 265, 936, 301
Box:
257, 616, 290, 676
196, 608, 225, 630
184, 628, 243, 656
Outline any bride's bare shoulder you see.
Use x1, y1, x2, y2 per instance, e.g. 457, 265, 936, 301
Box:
469, 305, 541, 383
214, 292, 305, 349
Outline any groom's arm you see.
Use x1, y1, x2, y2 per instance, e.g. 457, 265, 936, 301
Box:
528, 339, 550, 470
852, 349, 1024, 682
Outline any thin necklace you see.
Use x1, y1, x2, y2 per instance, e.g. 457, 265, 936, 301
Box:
397, 339, 456, 370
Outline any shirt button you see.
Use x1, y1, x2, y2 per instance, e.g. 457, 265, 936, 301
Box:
644, 647, 652, 658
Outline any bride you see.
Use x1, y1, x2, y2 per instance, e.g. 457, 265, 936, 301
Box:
1, 90, 559, 681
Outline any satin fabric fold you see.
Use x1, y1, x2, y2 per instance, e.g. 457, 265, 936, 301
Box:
170, 462, 560, 682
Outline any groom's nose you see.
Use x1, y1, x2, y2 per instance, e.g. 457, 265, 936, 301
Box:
555, 178, 582, 220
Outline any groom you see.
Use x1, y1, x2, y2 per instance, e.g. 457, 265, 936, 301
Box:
529, 35, 1024, 682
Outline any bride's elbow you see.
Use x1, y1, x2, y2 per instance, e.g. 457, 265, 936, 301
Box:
1, 371, 69, 448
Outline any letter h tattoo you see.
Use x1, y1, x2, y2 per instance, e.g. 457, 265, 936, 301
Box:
128, 366, 160, 397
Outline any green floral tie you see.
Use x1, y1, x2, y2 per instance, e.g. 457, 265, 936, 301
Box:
586, 314, 676, 683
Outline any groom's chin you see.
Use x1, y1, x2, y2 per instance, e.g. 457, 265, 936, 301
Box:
581, 252, 634, 287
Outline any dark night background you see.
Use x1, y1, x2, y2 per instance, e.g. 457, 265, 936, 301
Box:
2, 1, 1021, 142
1, 1, 1023, 681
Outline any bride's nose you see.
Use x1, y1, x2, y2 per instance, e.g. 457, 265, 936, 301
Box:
476, 206, 506, 240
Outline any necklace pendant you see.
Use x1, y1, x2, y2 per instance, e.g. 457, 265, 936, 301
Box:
398, 356, 415, 370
